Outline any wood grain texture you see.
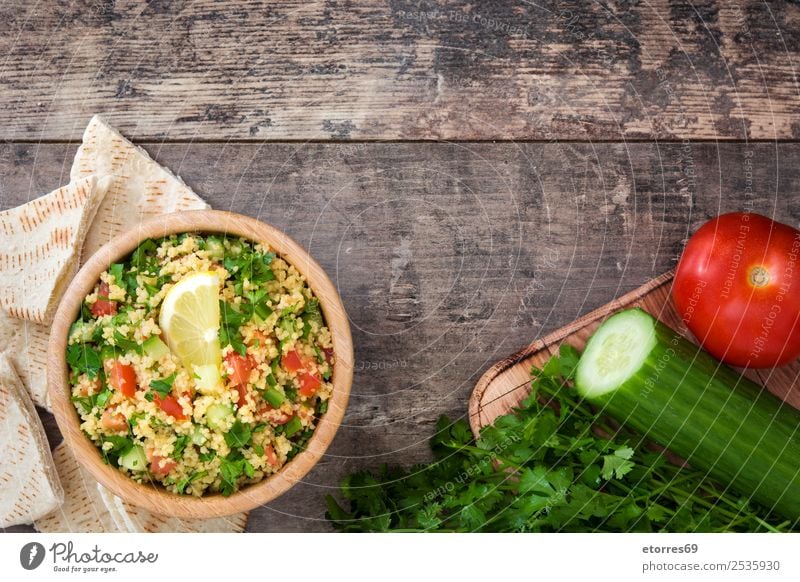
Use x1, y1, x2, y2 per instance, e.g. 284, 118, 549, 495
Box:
0, 0, 798, 141
468, 273, 800, 437
2, 140, 800, 530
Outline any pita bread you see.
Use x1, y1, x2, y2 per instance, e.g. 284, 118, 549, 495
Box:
0, 176, 108, 324
114, 494, 248, 533
96, 485, 131, 532
0, 355, 63, 526
0, 315, 50, 410
34, 443, 119, 532
99, 486, 248, 533
36, 443, 247, 532
71, 115, 209, 261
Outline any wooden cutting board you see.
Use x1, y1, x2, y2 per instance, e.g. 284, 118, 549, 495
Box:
468, 271, 800, 437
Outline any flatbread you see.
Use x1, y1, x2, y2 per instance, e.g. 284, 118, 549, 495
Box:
0, 355, 63, 526
110, 492, 247, 533
37, 444, 248, 533
0, 176, 108, 324
96, 485, 131, 532
71, 115, 209, 261
34, 443, 119, 533
0, 315, 50, 410
99, 486, 248, 533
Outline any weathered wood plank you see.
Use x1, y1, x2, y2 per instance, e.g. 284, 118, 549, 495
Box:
1, 140, 799, 531
0, 1, 798, 141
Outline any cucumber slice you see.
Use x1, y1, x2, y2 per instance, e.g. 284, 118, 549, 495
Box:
191, 425, 208, 445
206, 403, 234, 430
576, 308, 800, 522
262, 387, 285, 408
99, 345, 120, 363
142, 335, 171, 360
575, 309, 657, 398
206, 237, 225, 260
193, 364, 222, 394
119, 445, 148, 472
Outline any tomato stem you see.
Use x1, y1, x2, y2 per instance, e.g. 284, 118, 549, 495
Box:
748, 265, 770, 288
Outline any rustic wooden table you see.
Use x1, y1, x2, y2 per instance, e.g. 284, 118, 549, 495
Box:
2, 1, 799, 532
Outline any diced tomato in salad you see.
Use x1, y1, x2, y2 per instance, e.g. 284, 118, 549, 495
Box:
234, 384, 248, 408
146, 448, 177, 477
282, 349, 324, 397
154, 394, 187, 420
256, 404, 291, 425
264, 444, 279, 467
108, 361, 137, 398
298, 371, 322, 397
225, 352, 254, 386
225, 352, 255, 407
91, 282, 118, 317
101, 409, 127, 432
281, 349, 303, 373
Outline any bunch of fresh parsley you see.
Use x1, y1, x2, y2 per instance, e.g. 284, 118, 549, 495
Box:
326, 346, 797, 532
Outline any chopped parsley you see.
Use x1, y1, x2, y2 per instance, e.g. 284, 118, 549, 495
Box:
66, 344, 102, 379
224, 420, 252, 450
149, 372, 177, 399
326, 345, 796, 533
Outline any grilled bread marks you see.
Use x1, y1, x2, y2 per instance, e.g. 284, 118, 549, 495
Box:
0, 356, 63, 527
0, 177, 107, 324
38, 445, 247, 533
0, 315, 51, 409
34, 443, 119, 533
70, 116, 209, 260
102, 487, 248, 533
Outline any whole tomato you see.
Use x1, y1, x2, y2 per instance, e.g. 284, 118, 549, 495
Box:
673, 212, 800, 367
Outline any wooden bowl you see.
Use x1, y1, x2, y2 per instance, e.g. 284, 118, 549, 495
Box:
48, 210, 353, 518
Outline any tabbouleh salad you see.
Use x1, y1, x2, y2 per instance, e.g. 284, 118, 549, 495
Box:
67, 233, 334, 497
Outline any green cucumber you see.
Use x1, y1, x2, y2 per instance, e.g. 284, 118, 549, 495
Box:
99, 345, 119, 363
119, 445, 148, 472
206, 403, 234, 430
205, 236, 225, 260
262, 387, 285, 408
576, 308, 800, 522
142, 336, 171, 360
191, 425, 208, 446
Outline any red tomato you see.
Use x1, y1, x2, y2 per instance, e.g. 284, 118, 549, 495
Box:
234, 384, 248, 408
225, 352, 254, 386
101, 409, 127, 432
282, 349, 303, 373
249, 330, 270, 348
154, 394, 187, 420
78, 377, 102, 397
108, 361, 137, 398
256, 405, 291, 425
146, 448, 177, 477
91, 282, 118, 317
298, 371, 322, 397
264, 444, 279, 467
673, 212, 800, 367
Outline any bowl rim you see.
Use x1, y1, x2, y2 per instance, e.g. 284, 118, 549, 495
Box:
48, 210, 353, 519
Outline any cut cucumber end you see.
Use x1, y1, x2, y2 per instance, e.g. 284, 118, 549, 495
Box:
575, 308, 658, 399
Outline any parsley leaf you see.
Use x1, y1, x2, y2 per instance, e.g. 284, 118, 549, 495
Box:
324, 346, 796, 533
66, 344, 102, 378
149, 373, 177, 398
172, 434, 190, 459
601, 446, 635, 480
224, 420, 252, 450
176, 470, 208, 494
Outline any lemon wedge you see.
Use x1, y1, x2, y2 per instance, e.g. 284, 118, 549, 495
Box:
159, 271, 223, 394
